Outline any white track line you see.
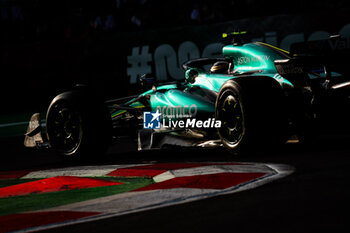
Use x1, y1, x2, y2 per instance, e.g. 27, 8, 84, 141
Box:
153, 164, 275, 182
21, 164, 150, 179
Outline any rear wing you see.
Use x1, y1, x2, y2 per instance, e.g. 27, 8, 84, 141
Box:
276, 35, 350, 77
290, 35, 349, 58
290, 35, 350, 73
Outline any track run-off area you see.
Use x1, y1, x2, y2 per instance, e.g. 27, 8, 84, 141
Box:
0, 133, 350, 233
0, 162, 293, 232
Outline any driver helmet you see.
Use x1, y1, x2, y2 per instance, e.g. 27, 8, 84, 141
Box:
210, 61, 230, 74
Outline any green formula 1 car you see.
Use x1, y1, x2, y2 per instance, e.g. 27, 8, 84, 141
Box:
24, 33, 350, 158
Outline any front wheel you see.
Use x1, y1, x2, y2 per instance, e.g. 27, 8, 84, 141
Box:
46, 90, 111, 159
216, 82, 245, 150
215, 78, 287, 154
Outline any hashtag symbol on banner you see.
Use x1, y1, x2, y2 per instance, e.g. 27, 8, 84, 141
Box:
127, 46, 153, 84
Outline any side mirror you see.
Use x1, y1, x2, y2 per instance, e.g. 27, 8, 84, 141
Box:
139, 74, 156, 87
185, 68, 200, 84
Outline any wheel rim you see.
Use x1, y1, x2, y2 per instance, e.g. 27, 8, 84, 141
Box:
217, 91, 244, 146
48, 102, 82, 155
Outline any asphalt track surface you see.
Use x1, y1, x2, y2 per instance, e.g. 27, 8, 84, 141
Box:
1, 134, 350, 233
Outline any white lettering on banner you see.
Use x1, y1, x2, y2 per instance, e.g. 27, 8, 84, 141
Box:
126, 23, 350, 84
127, 46, 152, 84
154, 44, 179, 81
154, 44, 177, 81
329, 38, 349, 50
154, 41, 200, 81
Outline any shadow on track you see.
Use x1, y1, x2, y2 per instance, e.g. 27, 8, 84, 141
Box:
1, 133, 350, 171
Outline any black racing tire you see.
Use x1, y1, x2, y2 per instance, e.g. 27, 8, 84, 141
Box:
46, 89, 111, 159
215, 77, 287, 155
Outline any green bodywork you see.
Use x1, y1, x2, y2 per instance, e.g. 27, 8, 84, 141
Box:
111, 42, 308, 119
